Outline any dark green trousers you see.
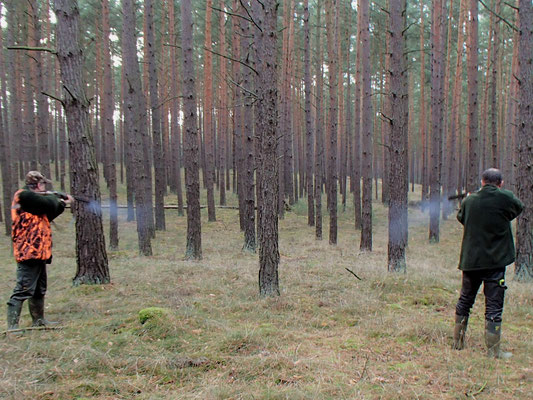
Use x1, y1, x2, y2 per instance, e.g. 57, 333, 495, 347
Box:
7, 259, 47, 306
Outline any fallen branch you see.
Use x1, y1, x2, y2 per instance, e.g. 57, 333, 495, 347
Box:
1, 326, 63, 335
467, 381, 487, 398
345, 268, 362, 281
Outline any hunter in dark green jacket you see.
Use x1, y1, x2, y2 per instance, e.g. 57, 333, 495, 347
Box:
457, 184, 524, 271
452, 168, 523, 359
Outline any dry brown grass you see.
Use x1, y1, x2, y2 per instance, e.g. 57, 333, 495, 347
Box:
0, 189, 532, 399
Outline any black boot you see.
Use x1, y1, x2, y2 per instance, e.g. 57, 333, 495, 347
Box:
452, 314, 468, 350
7, 300, 23, 332
28, 297, 58, 327
485, 320, 512, 359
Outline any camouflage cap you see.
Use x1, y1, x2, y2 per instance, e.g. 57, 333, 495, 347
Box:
25, 171, 51, 186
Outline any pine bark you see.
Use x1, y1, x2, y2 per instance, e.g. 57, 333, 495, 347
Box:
218, 0, 228, 207
514, 0, 533, 281
315, 0, 324, 240
253, 0, 280, 297
282, 0, 295, 205
181, 0, 202, 260
429, 0, 444, 243
353, 6, 362, 230
445, 0, 465, 202
28, 0, 51, 182
419, 3, 428, 202
101, 0, 118, 249
0, 20, 13, 235
203, 0, 216, 222
326, 0, 338, 245
122, 0, 153, 255
466, 0, 479, 192
145, 0, 166, 231
168, 0, 184, 216
489, 0, 501, 167
6, 1, 23, 182
448, 0, 466, 195
232, 0, 245, 229
54, 0, 109, 285
240, 3, 256, 252
359, 0, 373, 251
387, 0, 408, 272
304, 0, 314, 227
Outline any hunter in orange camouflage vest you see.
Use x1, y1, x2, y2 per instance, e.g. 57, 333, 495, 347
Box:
11, 189, 53, 263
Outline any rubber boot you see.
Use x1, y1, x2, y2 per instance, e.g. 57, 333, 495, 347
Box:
7, 300, 23, 334
485, 320, 512, 359
452, 314, 468, 350
28, 297, 58, 327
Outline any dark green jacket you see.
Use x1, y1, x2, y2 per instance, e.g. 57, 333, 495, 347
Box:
457, 184, 523, 271
17, 186, 66, 221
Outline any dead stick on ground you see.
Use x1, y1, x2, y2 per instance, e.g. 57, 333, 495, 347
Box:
1, 326, 63, 335
356, 354, 370, 383
468, 381, 487, 398
345, 268, 362, 280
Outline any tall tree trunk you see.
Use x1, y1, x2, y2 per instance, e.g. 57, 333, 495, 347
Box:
203, 0, 216, 222
56, 63, 67, 191
490, 0, 501, 167
28, 0, 51, 182
181, 0, 202, 260
441, 0, 455, 219
145, 0, 166, 231
381, 19, 390, 205
122, 0, 153, 255
448, 0, 466, 197
101, 0, 118, 249
282, 0, 295, 205
168, 0, 184, 216
326, 0, 338, 245
514, 0, 533, 281
54, 0, 109, 284
254, 0, 280, 297
387, 0, 409, 272
419, 3, 429, 203
429, 0, 444, 243
315, 0, 324, 240
359, 0, 373, 251
0, 16, 13, 235
445, 0, 465, 202
353, 6, 362, 230
240, 3, 256, 252
6, 2, 22, 182
466, 0, 479, 192
504, 27, 519, 191
304, 0, 314, 226
232, 0, 245, 229
218, 0, 228, 207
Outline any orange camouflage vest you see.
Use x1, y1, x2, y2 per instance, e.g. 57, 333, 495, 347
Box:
11, 189, 52, 263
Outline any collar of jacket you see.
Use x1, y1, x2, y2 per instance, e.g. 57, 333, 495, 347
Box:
480, 184, 499, 193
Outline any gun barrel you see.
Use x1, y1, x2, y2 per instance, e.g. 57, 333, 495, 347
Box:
73, 195, 91, 203
44, 191, 91, 203
448, 192, 468, 201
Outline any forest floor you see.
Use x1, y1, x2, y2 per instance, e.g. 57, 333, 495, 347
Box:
0, 187, 532, 399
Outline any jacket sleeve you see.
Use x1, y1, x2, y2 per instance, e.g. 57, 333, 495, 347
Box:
501, 189, 524, 221
18, 190, 66, 221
